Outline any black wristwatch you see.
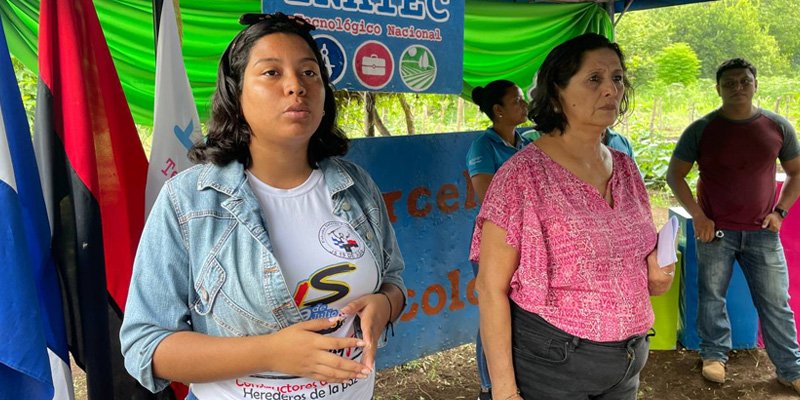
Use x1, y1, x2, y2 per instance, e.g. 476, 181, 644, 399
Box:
775, 207, 788, 219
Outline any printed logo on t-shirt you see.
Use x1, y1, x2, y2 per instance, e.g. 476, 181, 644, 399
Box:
293, 262, 356, 332
318, 221, 365, 259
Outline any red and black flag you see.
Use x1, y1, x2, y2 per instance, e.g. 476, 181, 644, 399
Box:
33, 0, 172, 398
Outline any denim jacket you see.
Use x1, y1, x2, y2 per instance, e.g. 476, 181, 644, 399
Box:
120, 157, 406, 392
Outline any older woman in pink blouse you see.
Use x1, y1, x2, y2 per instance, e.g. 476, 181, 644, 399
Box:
470, 33, 675, 400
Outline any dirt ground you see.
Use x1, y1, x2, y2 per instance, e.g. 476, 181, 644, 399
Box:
70, 344, 798, 400
374, 344, 800, 400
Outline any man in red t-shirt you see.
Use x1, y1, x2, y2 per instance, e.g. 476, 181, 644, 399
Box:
668, 58, 800, 392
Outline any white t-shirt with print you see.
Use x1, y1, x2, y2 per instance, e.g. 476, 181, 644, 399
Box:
191, 169, 379, 400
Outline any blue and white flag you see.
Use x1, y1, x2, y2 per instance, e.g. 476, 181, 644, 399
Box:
145, 0, 202, 217
0, 16, 73, 400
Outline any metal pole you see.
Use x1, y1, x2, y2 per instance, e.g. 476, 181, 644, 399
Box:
606, 1, 616, 37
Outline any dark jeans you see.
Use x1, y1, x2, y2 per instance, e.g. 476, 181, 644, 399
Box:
510, 302, 649, 400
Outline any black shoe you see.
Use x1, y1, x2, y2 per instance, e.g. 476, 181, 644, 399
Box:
478, 389, 492, 400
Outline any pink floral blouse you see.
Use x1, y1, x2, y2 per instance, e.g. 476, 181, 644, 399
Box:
470, 144, 656, 342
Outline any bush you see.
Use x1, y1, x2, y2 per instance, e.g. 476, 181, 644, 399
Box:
655, 43, 701, 86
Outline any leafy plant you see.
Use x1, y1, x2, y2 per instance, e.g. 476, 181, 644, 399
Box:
655, 43, 701, 86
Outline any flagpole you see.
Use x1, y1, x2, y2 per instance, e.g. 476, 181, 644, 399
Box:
152, 0, 164, 60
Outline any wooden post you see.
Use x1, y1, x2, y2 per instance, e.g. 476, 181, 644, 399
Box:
456, 97, 464, 131
649, 97, 659, 138
422, 104, 428, 134
785, 97, 792, 121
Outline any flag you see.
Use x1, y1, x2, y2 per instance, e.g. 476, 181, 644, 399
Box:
33, 0, 170, 398
146, 0, 202, 217
0, 15, 73, 400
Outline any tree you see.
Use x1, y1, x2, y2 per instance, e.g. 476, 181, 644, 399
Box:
617, 0, 795, 82
655, 43, 701, 86
760, 0, 800, 70
616, 9, 675, 86
670, 0, 789, 77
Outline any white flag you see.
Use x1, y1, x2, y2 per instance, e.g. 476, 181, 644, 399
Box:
145, 0, 202, 217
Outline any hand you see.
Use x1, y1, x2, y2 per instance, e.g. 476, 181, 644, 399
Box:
647, 249, 675, 296
340, 293, 391, 371
268, 317, 370, 382
761, 212, 783, 232
692, 214, 716, 243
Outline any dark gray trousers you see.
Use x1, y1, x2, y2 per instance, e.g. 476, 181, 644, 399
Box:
510, 302, 649, 400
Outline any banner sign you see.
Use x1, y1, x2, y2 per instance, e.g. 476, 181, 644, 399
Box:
346, 132, 481, 369
262, 1, 464, 94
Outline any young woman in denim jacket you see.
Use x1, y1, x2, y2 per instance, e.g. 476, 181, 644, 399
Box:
120, 13, 405, 399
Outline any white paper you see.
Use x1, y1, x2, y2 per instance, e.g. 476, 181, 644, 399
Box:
657, 216, 680, 268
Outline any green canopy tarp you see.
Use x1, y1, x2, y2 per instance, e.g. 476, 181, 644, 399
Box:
0, 0, 612, 126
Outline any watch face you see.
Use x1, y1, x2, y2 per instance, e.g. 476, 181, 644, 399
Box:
776, 208, 788, 218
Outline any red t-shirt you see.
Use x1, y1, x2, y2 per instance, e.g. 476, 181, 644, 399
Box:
673, 109, 800, 230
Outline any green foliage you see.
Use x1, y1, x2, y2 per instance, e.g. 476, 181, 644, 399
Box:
675, 0, 789, 77
11, 55, 37, 130
617, 0, 795, 84
655, 43, 700, 86
616, 10, 674, 86
335, 92, 525, 138
629, 129, 698, 192
760, 0, 800, 69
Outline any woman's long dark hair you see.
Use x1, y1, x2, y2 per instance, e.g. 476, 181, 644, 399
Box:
189, 13, 348, 168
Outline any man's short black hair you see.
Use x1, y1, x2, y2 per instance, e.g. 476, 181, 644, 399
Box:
716, 58, 757, 83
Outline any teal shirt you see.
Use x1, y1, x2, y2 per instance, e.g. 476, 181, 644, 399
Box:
466, 127, 531, 177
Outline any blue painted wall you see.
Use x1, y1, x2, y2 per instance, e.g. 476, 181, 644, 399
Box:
347, 132, 483, 369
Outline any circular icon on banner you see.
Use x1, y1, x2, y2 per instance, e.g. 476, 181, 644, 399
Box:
314, 34, 346, 85
353, 41, 394, 90
399, 45, 437, 92
318, 221, 365, 259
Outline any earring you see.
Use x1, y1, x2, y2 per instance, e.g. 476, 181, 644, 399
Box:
498, 114, 503, 118
553, 105, 560, 113
322, 110, 326, 116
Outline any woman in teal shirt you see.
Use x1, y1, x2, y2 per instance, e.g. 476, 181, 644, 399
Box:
466, 79, 530, 399
467, 80, 531, 203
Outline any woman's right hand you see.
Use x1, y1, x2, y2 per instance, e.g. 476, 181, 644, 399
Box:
266, 317, 371, 382
646, 249, 675, 296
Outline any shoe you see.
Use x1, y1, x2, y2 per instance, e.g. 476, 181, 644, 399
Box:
477, 389, 492, 400
701, 359, 726, 383
778, 377, 800, 394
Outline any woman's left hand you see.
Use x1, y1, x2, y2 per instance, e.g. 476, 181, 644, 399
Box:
647, 249, 675, 296
340, 293, 391, 371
